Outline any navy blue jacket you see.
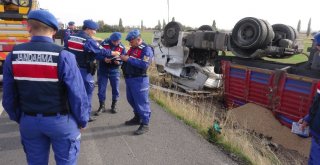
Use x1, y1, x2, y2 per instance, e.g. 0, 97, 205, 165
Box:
2, 36, 90, 128
63, 28, 75, 48
304, 93, 320, 139
99, 39, 126, 76
122, 42, 153, 77
67, 31, 112, 68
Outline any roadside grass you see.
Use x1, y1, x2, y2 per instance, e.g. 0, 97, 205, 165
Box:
149, 87, 281, 165
148, 64, 281, 165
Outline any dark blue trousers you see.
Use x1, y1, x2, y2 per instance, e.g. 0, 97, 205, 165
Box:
97, 72, 120, 102
125, 76, 151, 125
20, 114, 80, 165
309, 137, 320, 165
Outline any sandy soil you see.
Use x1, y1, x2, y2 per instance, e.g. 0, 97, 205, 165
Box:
228, 103, 310, 164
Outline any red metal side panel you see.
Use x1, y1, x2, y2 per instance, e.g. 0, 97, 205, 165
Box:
247, 70, 274, 107
222, 60, 320, 129
275, 74, 318, 125
223, 60, 275, 109
222, 61, 247, 108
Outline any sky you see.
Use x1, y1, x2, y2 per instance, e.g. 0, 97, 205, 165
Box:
38, 0, 319, 31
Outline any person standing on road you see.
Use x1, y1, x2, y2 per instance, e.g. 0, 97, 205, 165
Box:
63, 21, 76, 48
67, 19, 120, 122
120, 29, 153, 135
2, 9, 89, 165
95, 32, 126, 116
299, 33, 320, 165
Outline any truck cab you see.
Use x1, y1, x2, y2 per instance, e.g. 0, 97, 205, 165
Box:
0, 0, 38, 81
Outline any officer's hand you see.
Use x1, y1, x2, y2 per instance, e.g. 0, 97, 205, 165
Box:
80, 127, 86, 133
114, 61, 120, 65
111, 51, 120, 56
120, 55, 129, 62
104, 58, 111, 63
298, 118, 308, 131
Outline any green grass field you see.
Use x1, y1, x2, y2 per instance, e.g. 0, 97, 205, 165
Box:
96, 32, 154, 47
97, 31, 313, 64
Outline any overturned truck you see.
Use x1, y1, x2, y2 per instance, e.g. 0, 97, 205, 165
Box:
152, 17, 319, 128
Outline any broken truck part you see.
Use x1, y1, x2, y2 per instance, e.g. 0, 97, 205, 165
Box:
151, 17, 318, 128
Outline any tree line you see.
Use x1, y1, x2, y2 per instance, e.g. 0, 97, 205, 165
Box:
65, 17, 219, 32
65, 17, 319, 36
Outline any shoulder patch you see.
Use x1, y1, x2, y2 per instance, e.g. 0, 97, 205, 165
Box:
143, 56, 150, 62
138, 44, 145, 49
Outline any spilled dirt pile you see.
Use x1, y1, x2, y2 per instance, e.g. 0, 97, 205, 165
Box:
228, 103, 311, 158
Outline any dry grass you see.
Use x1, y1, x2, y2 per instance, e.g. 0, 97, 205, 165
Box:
150, 88, 282, 165
149, 70, 281, 165
220, 115, 281, 165
150, 88, 214, 133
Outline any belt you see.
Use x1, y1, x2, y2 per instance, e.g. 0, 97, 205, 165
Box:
24, 111, 69, 117
124, 74, 147, 78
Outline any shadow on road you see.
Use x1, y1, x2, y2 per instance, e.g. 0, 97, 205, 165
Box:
82, 124, 136, 141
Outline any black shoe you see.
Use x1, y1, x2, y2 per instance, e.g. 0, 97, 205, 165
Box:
125, 115, 140, 125
110, 100, 117, 114
89, 116, 96, 122
95, 102, 105, 116
134, 124, 149, 135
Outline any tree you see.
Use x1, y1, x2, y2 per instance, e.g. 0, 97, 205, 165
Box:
172, 17, 175, 22
212, 20, 217, 31
163, 19, 167, 29
297, 20, 301, 33
156, 20, 161, 30
118, 18, 124, 32
119, 18, 123, 28
141, 20, 144, 31
97, 20, 105, 32
307, 18, 311, 37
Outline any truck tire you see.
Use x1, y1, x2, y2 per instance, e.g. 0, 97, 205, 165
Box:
162, 21, 183, 47
259, 19, 275, 47
229, 36, 258, 58
289, 25, 298, 40
198, 25, 213, 31
231, 17, 268, 49
272, 24, 295, 46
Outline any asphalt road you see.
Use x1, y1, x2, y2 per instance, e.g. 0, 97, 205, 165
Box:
0, 78, 236, 165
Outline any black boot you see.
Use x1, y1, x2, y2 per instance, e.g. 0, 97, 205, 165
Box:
94, 102, 105, 116
110, 100, 117, 114
89, 116, 96, 122
125, 113, 140, 125
134, 124, 149, 135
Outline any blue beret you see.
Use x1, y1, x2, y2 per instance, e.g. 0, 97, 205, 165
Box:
126, 29, 140, 41
28, 9, 59, 30
314, 33, 320, 45
110, 32, 122, 41
68, 21, 75, 26
83, 20, 98, 30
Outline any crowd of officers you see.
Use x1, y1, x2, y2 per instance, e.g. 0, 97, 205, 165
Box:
2, 9, 153, 164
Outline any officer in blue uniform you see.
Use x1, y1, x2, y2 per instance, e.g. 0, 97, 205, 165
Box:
63, 21, 76, 48
2, 10, 89, 165
67, 19, 120, 122
95, 32, 126, 115
299, 33, 320, 165
120, 29, 153, 135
